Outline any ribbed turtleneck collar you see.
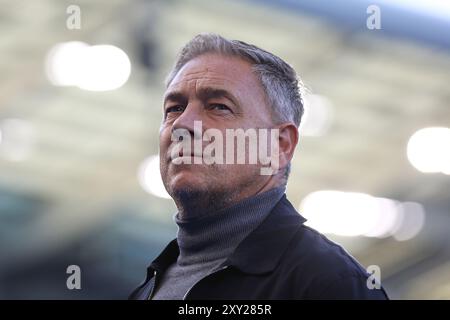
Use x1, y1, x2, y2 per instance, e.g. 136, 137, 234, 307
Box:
174, 186, 285, 266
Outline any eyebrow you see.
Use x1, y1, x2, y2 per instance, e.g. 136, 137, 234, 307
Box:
163, 87, 241, 110
163, 92, 187, 107
197, 87, 239, 107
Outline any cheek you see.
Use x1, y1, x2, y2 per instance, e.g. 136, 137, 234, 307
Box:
159, 127, 172, 150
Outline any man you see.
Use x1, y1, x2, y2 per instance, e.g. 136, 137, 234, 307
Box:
130, 33, 388, 300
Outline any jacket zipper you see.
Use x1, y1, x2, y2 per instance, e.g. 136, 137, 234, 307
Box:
183, 265, 229, 300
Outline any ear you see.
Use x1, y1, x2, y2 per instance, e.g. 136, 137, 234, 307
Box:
277, 123, 299, 171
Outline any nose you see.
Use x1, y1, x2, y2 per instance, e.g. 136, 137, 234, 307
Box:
171, 103, 204, 139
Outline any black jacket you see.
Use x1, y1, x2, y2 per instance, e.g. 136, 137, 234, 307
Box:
129, 194, 389, 300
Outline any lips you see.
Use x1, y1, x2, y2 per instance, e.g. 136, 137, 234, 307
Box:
173, 150, 202, 158
169, 151, 204, 165
167, 141, 204, 161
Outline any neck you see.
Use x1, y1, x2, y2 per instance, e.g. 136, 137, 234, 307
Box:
174, 185, 286, 265
173, 178, 284, 220
173, 189, 234, 219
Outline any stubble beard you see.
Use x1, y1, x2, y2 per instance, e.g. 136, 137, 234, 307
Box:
166, 164, 259, 220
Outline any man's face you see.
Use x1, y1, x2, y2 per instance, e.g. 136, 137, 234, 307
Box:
159, 53, 275, 201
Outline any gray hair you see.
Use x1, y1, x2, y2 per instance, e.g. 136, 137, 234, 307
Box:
165, 33, 305, 128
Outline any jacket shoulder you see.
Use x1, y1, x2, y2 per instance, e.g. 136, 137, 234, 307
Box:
281, 224, 388, 299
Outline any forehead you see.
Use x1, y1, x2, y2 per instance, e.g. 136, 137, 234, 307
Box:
166, 54, 263, 95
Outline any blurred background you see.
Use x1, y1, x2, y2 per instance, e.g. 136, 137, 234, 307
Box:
0, 0, 449, 299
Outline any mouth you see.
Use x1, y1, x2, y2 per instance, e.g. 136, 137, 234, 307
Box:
167, 142, 197, 158
170, 151, 204, 164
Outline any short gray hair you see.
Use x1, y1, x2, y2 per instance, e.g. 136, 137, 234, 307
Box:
165, 33, 305, 128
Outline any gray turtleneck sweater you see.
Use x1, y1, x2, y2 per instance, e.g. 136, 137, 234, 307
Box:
152, 186, 285, 300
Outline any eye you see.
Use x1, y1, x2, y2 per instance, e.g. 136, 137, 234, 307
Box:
209, 103, 231, 112
165, 105, 184, 114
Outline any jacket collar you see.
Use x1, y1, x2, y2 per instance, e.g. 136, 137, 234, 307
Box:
148, 194, 306, 275
149, 239, 179, 273
225, 194, 306, 274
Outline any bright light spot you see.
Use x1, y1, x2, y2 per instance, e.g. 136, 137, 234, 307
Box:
364, 197, 401, 238
45, 41, 89, 86
299, 190, 425, 240
380, 0, 450, 21
77, 45, 131, 91
0, 119, 34, 161
407, 127, 450, 175
300, 191, 378, 237
137, 155, 171, 199
300, 94, 333, 136
393, 202, 425, 241
45, 42, 131, 91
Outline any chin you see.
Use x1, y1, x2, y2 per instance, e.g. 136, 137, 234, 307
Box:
168, 168, 207, 194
